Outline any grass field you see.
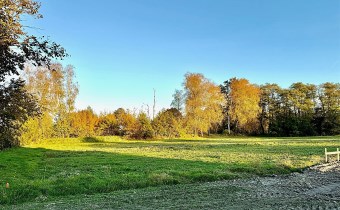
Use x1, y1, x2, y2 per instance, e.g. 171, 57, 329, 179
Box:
0, 136, 339, 205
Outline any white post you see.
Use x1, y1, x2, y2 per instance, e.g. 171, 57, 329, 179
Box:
337, 148, 339, 162
325, 148, 328, 163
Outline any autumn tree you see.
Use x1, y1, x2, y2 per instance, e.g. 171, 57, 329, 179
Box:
21, 63, 78, 142
24, 64, 64, 115
0, 0, 66, 148
20, 64, 63, 143
184, 73, 225, 136
222, 78, 260, 134
113, 108, 137, 136
96, 112, 117, 136
70, 107, 98, 137
54, 65, 79, 137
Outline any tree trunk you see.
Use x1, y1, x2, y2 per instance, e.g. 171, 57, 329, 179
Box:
227, 115, 230, 135
153, 89, 156, 120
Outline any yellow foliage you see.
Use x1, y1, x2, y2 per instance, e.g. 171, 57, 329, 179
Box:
184, 73, 225, 136
229, 78, 260, 133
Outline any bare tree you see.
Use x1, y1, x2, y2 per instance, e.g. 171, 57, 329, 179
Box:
171, 89, 185, 113
153, 88, 156, 119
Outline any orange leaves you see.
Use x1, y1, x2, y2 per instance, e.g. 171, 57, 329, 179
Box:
228, 78, 261, 133
70, 107, 98, 137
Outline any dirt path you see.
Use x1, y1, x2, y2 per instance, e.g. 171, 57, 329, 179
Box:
3, 162, 340, 209
222, 162, 340, 209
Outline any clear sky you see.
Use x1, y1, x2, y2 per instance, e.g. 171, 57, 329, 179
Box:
26, 0, 340, 113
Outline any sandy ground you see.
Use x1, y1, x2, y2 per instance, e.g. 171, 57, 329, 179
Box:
3, 162, 340, 209
221, 162, 340, 209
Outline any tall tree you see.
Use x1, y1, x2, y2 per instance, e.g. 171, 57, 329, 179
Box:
184, 73, 225, 136
0, 79, 39, 149
24, 64, 65, 115
259, 83, 282, 134
171, 89, 185, 113
64, 65, 79, 114
222, 78, 260, 134
288, 82, 316, 117
220, 80, 231, 134
315, 82, 340, 135
55, 65, 79, 138
0, 0, 66, 148
318, 82, 340, 113
22, 63, 78, 140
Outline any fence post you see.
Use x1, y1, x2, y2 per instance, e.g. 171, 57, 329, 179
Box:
325, 148, 328, 163
337, 148, 339, 161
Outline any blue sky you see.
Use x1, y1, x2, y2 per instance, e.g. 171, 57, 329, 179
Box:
26, 0, 340, 113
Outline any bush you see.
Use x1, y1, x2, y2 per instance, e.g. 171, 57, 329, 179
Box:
152, 108, 183, 138
131, 113, 154, 139
19, 113, 54, 145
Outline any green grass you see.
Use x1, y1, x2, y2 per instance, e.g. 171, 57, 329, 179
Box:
0, 136, 339, 205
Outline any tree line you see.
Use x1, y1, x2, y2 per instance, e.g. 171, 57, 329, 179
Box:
172, 74, 340, 137
18, 70, 340, 147
222, 80, 340, 136
262, 82, 340, 136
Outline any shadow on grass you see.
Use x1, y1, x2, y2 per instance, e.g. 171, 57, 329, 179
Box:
81, 137, 103, 143
0, 146, 296, 205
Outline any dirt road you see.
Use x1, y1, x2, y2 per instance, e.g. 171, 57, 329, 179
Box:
3, 162, 340, 209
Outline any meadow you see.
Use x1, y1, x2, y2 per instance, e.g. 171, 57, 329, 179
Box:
0, 136, 339, 205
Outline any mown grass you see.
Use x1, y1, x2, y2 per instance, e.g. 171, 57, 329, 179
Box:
0, 135, 339, 205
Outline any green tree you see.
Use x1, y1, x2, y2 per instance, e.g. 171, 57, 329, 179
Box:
114, 108, 137, 136
132, 113, 154, 139
152, 108, 183, 138
261, 82, 339, 136
0, 79, 39, 149
171, 89, 185, 113
288, 83, 316, 117
19, 112, 54, 145
315, 82, 340, 135
259, 83, 281, 134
